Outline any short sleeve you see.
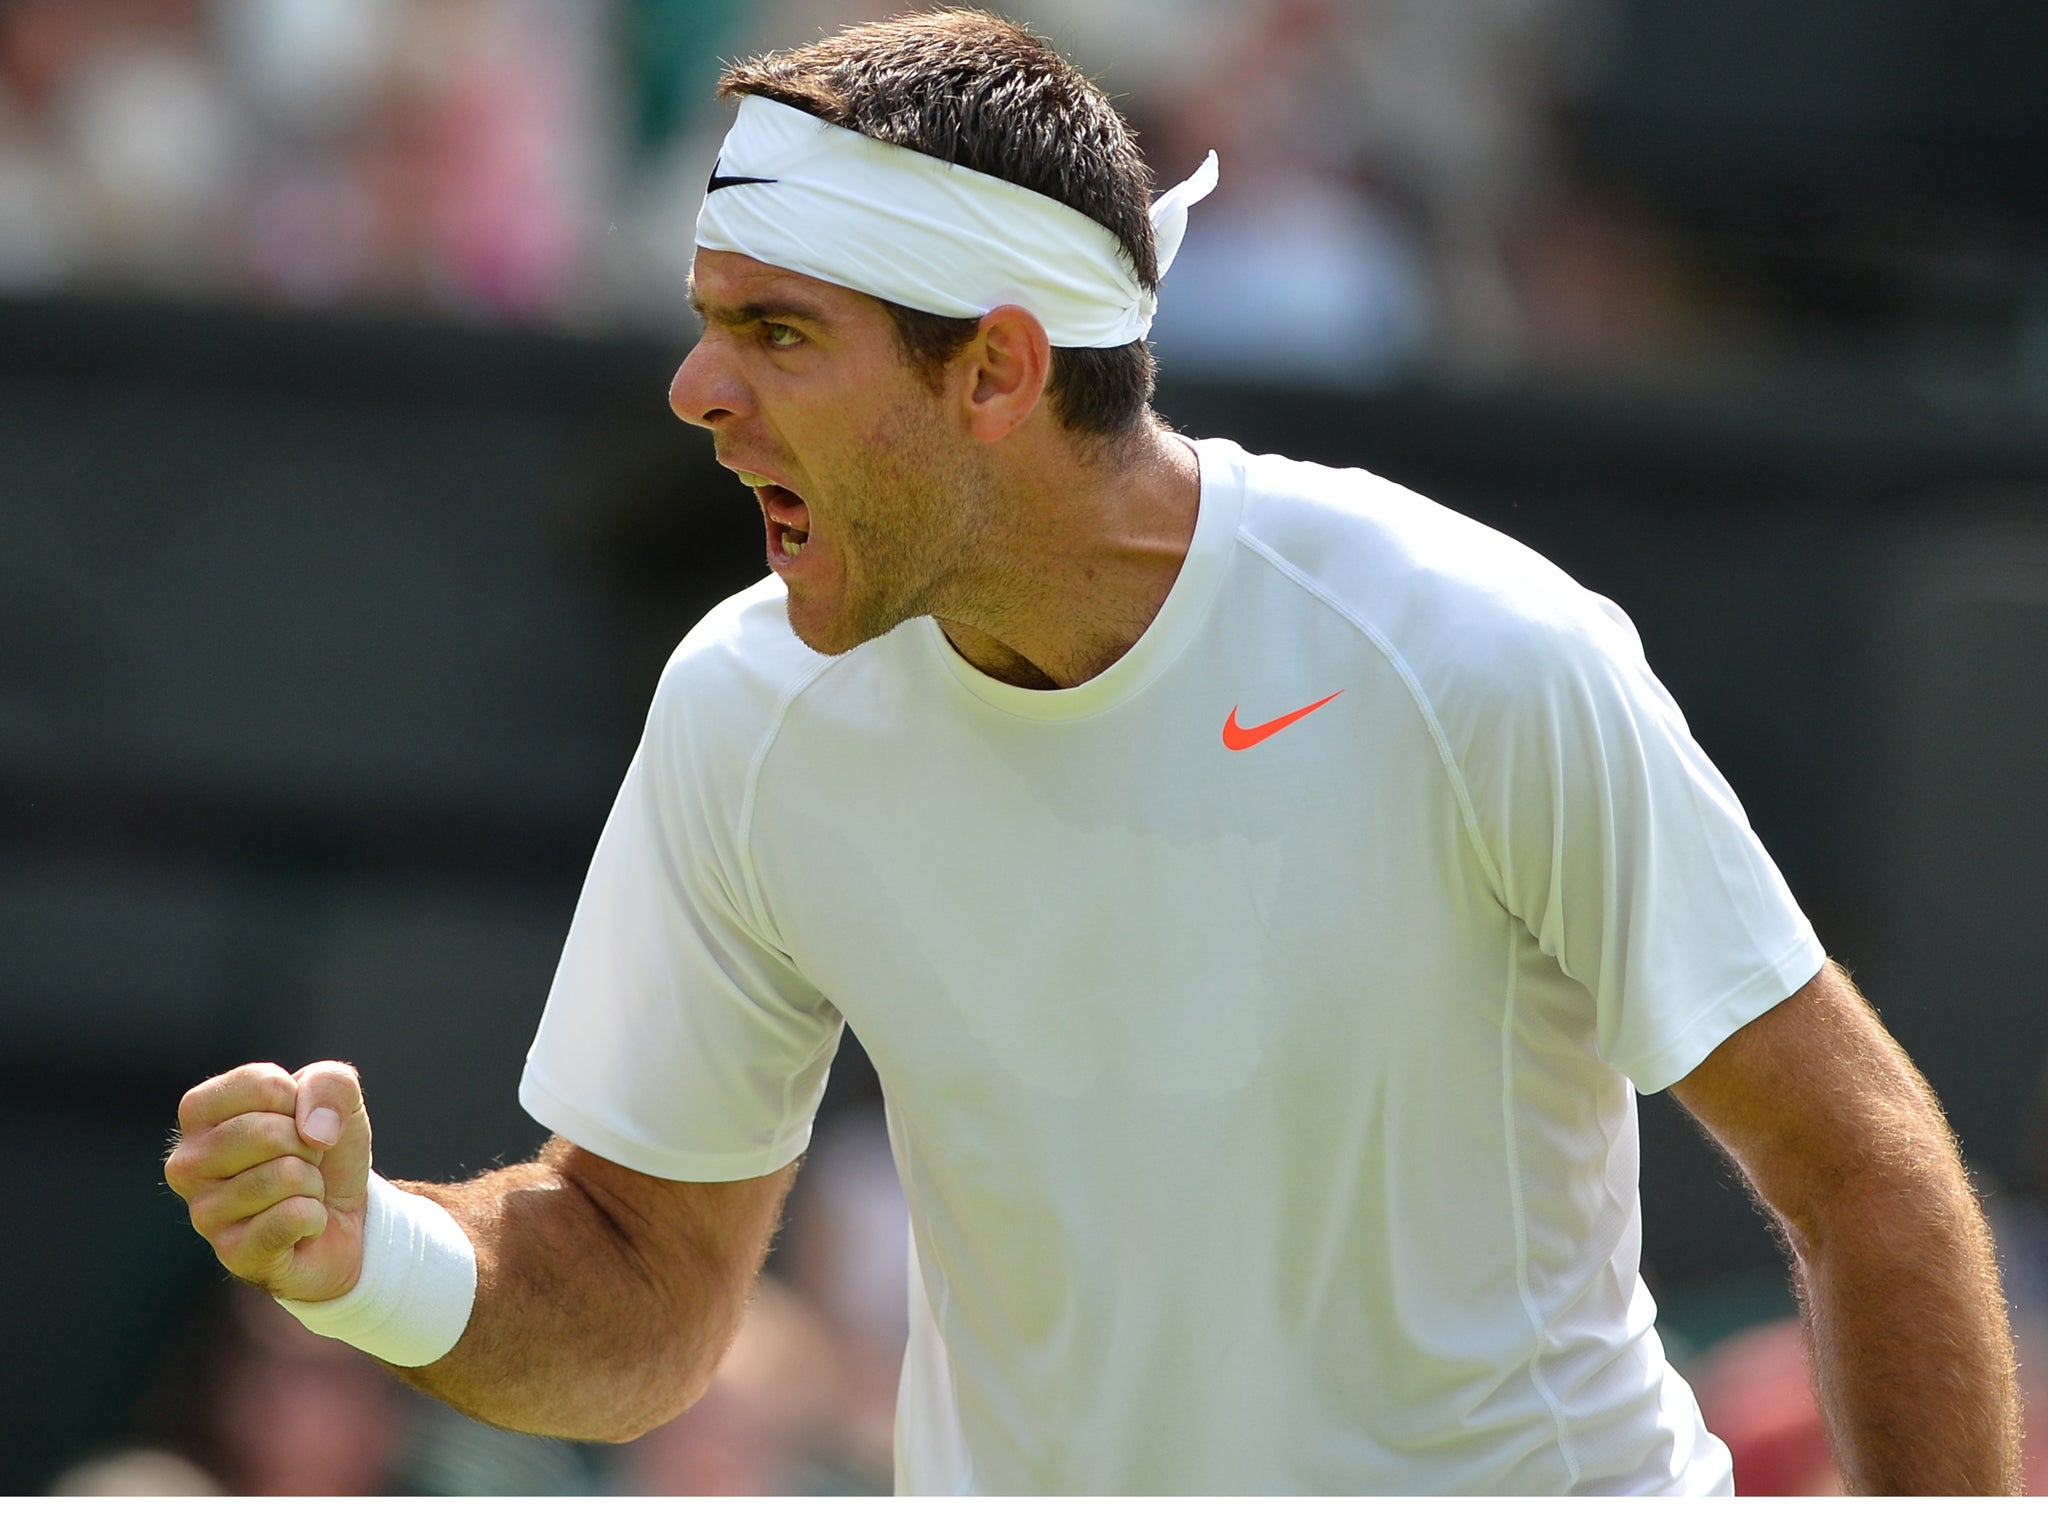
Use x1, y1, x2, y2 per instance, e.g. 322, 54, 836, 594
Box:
520, 677, 843, 1181
1448, 593, 1825, 1093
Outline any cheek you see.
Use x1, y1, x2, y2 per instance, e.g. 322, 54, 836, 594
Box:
868, 403, 957, 488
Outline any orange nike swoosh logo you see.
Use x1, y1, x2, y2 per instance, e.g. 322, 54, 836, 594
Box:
1222, 690, 1344, 750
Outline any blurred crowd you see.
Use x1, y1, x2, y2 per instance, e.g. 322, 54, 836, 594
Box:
8, 0, 2046, 388
0, 0, 1687, 380
0, 0, 617, 321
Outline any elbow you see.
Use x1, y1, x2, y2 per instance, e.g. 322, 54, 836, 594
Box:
1766, 1158, 1986, 1276
590, 1363, 720, 1445
584, 1312, 736, 1444
593, 1410, 680, 1446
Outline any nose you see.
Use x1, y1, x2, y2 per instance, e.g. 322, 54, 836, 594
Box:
669, 334, 746, 429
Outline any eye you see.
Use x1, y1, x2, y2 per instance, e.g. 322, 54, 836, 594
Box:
762, 321, 803, 349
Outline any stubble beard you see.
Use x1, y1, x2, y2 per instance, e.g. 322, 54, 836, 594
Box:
786, 398, 991, 657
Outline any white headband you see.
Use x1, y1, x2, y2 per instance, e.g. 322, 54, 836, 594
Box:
694, 95, 1219, 348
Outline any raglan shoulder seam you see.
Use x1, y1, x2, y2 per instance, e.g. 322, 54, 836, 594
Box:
728, 648, 843, 945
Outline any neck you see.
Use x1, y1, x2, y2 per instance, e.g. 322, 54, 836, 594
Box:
935, 424, 1201, 689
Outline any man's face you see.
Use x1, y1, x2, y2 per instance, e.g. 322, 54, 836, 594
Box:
671, 248, 988, 656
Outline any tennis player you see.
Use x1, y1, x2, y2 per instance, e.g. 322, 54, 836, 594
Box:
167, 10, 2019, 1494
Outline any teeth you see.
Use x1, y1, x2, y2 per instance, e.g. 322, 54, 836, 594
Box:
737, 471, 777, 488
781, 533, 803, 558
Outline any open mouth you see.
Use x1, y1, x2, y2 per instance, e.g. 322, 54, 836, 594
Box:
738, 470, 811, 562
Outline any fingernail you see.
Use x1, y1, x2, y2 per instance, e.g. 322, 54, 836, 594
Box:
304, 1107, 343, 1146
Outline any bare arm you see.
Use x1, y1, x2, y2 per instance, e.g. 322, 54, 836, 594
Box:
395, 1136, 796, 1440
1670, 961, 2021, 1494
167, 1060, 796, 1442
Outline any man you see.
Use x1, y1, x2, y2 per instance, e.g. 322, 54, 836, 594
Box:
166, 10, 2020, 1494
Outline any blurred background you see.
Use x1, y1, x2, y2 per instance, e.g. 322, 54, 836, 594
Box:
4, 0, 2047, 1498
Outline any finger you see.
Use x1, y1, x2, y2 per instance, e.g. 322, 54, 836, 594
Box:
165, 1109, 310, 1198
185, 1153, 327, 1239
177, 1063, 296, 1138
292, 1060, 364, 1150
294, 1061, 372, 1212
215, 1195, 330, 1283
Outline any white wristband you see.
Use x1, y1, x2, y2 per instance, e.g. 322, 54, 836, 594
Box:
276, 1172, 478, 1367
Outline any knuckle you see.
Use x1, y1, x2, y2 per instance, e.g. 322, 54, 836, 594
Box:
222, 1196, 323, 1270
265, 1195, 328, 1248
213, 1227, 267, 1276
254, 1111, 308, 1158
242, 1153, 311, 1206
285, 1193, 328, 1227
178, 1061, 295, 1132
269, 1154, 325, 1202
239, 1156, 284, 1205
163, 1144, 198, 1197
218, 1109, 301, 1165
296, 1059, 365, 1106
186, 1189, 232, 1244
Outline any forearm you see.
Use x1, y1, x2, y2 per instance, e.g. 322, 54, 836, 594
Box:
393, 1145, 743, 1442
1784, 1167, 2020, 1494
1674, 964, 2025, 1494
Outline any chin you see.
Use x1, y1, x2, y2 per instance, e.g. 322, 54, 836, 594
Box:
782, 594, 874, 657
782, 591, 914, 658
786, 621, 862, 658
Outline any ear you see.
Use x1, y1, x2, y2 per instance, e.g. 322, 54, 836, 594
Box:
959, 305, 1051, 443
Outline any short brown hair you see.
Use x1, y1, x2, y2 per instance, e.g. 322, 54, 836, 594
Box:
716, 9, 1160, 440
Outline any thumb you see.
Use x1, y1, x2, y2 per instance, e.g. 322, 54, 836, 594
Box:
293, 1059, 371, 1209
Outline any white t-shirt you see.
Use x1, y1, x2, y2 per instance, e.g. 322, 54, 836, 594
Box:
521, 438, 1823, 1494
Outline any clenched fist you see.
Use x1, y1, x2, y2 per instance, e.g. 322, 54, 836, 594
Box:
165, 1060, 372, 1302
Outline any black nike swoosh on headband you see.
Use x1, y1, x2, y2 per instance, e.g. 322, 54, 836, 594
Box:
707, 159, 778, 193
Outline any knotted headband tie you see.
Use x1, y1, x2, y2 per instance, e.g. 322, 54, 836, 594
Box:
695, 95, 1219, 348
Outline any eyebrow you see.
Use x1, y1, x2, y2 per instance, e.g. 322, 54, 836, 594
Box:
687, 287, 836, 333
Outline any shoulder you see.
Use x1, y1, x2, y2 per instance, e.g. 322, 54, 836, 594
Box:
1208, 440, 1651, 719
644, 576, 838, 768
